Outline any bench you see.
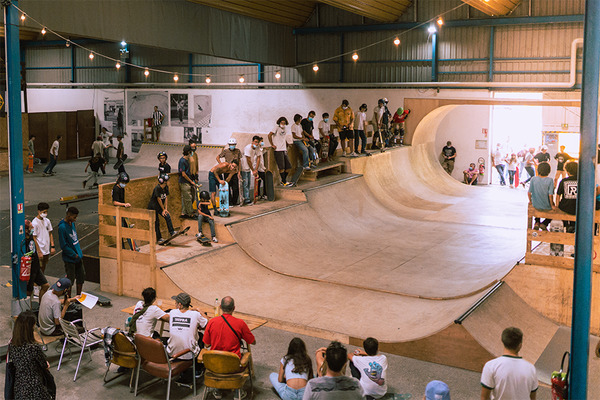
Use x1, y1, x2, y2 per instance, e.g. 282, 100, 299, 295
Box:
300, 161, 345, 181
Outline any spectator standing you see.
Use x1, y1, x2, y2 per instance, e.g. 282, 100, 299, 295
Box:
556, 160, 579, 233
43, 135, 62, 176
301, 111, 319, 164
148, 174, 177, 244
480, 327, 538, 400
241, 136, 265, 203
28, 135, 40, 169
24, 220, 50, 302
534, 145, 551, 166
129, 287, 169, 338
554, 145, 573, 187
9, 310, 55, 400
318, 113, 338, 161
269, 117, 293, 186
83, 155, 104, 189
270, 338, 314, 400
371, 99, 390, 150
292, 114, 312, 171
115, 136, 126, 173
333, 100, 355, 156
528, 162, 554, 231
216, 138, 243, 204
178, 145, 197, 219
348, 337, 388, 399
31, 202, 54, 274
91, 135, 104, 157
58, 207, 85, 296
492, 143, 507, 186
157, 151, 171, 175
441, 141, 457, 174
521, 148, 536, 186
152, 105, 164, 142
354, 104, 368, 155
38, 277, 78, 336
101, 127, 114, 164
303, 341, 365, 400
505, 153, 519, 188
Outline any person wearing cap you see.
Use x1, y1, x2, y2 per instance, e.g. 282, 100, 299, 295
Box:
158, 151, 171, 175
217, 138, 242, 205
58, 207, 85, 296
24, 219, 50, 303
480, 327, 538, 400
348, 337, 388, 399
301, 111, 320, 164
333, 100, 355, 156
423, 380, 450, 400
38, 278, 79, 336
179, 145, 197, 219
148, 174, 178, 244
441, 141, 457, 174
534, 145, 551, 167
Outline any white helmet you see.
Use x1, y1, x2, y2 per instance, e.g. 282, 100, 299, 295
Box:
228, 138, 237, 145
382, 97, 389, 103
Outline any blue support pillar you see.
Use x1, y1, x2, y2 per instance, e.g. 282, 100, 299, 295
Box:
188, 53, 193, 83
569, 0, 600, 398
4, 0, 26, 303
431, 32, 438, 82
258, 63, 264, 83
339, 33, 344, 83
70, 45, 75, 83
488, 26, 495, 82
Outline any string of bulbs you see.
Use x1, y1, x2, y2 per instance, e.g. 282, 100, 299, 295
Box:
13, 1, 467, 83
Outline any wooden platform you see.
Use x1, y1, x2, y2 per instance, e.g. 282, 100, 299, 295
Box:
299, 161, 345, 181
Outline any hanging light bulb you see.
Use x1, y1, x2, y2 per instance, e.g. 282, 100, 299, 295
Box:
144, 69, 149, 77
313, 64, 319, 72
120, 40, 127, 47
205, 75, 211, 84
20, 14, 25, 21
428, 25, 437, 34
115, 62, 121, 69
41, 27, 46, 35
239, 75, 245, 83
89, 52, 94, 60
173, 74, 179, 82
437, 17, 444, 26
394, 37, 400, 46
66, 41, 71, 48
352, 52, 359, 62
275, 71, 281, 80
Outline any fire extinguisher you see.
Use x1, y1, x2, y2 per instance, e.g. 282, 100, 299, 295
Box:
20, 253, 32, 281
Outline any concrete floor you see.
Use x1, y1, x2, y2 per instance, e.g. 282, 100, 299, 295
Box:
0, 158, 552, 399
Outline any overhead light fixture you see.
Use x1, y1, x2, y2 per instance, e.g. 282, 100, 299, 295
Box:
41, 27, 46, 35
66, 41, 71, 48
89, 52, 94, 60
393, 37, 400, 46
173, 74, 179, 82
205, 75, 211, 84
275, 71, 281, 79
428, 25, 437, 34
437, 17, 444, 26
115, 62, 121, 69
144, 69, 149, 77
20, 14, 25, 21
352, 52, 359, 61
120, 40, 127, 47
239, 75, 245, 83
313, 64, 319, 72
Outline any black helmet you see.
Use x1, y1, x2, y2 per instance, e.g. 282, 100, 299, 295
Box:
158, 174, 170, 184
117, 172, 130, 183
199, 191, 210, 201
157, 151, 168, 160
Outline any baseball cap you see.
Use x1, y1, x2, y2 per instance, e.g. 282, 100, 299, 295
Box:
51, 277, 72, 291
172, 292, 191, 307
425, 380, 450, 400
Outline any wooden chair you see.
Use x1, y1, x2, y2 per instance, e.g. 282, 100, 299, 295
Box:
201, 350, 252, 400
103, 332, 138, 392
57, 318, 103, 381
133, 334, 196, 400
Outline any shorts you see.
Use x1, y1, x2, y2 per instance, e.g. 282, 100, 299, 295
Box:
208, 171, 218, 193
65, 260, 85, 286
274, 151, 292, 170
339, 129, 353, 141
26, 261, 48, 292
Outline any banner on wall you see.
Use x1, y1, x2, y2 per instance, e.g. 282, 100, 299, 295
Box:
126, 91, 168, 125
104, 99, 124, 137
170, 94, 188, 127
193, 95, 212, 127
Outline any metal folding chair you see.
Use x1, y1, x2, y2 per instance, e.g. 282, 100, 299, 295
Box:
57, 318, 103, 381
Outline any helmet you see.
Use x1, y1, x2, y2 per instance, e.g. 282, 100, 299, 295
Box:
378, 98, 384, 104
157, 151, 168, 160
228, 138, 237, 145
199, 191, 210, 201
158, 174, 170, 184
117, 172, 130, 183
397, 107, 404, 114
382, 97, 389, 103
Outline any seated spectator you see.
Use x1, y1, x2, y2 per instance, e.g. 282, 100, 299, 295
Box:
38, 278, 78, 336
528, 162, 554, 231
348, 337, 388, 399
463, 163, 478, 185
556, 160, 578, 233
270, 337, 314, 400
423, 380, 450, 400
303, 341, 365, 399
480, 327, 538, 400
128, 287, 169, 338
203, 296, 256, 400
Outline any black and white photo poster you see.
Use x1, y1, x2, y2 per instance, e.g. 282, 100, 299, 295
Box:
170, 94, 188, 127
193, 95, 212, 127
126, 90, 168, 125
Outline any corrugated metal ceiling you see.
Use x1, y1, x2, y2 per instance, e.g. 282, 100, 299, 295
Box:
461, 0, 520, 16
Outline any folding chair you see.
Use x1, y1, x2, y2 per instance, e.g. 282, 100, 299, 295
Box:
57, 318, 103, 381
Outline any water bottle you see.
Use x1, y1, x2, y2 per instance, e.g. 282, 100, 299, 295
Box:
214, 298, 220, 317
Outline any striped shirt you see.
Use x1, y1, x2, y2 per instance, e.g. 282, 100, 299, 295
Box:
152, 110, 164, 126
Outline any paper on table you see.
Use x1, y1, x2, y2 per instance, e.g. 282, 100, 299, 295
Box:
77, 292, 99, 309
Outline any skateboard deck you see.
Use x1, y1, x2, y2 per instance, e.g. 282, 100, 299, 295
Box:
160, 226, 190, 246
549, 220, 564, 257
218, 181, 230, 217
112, 154, 128, 170
196, 235, 212, 247
123, 217, 138, 251
253, 175, 260, 204
86, 291, 112, 307
514, 166, 520, 186
320, 139, 329, 162
265, 171, 275, 201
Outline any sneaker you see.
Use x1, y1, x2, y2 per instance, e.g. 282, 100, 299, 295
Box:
237, 389, 247, 399
82, 180, 87, 188
303, 167, 311, 171
195, 367, 205, 379
212, 237, 218, 243
157, 238, 166, 245
51, 172, 56, 175
350, 152, 358, 156
179, 215, 187, 219
371, 145, 380, 150
212, 389, 223, 400
195, 233, 202, 239
282, 182, 291, 187
170, 230, 179, 237
42, 172, 50, 177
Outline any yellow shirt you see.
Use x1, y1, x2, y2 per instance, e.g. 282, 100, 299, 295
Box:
333, 106, 354, 130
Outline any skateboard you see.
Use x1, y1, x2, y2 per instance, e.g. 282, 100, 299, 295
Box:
265, 171, 275, 201
123, 217, 138, 251
86, 291, 112, 307
253, 174, 260, 204
549, 220, 564, 257
159, 226, 190, 246
514, 167, 520, 186
112, 154, 128, 170
218, 181, 230, 217
320, 139, 329, 162
196, 234, 212, 247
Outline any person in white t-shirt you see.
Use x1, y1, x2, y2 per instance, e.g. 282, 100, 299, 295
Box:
167, 292, 207, 360
31, 202, 55, 274
354, 104, 368, 155
241, 136, 265, 204
43, 135, 62, 176
480, 327, 538, 400
348, 337, 388, 399
318, 113, 338, 161
268, 117, 293, 186
129, 287, 169, 338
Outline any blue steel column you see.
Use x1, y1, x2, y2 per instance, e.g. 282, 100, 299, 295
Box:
569, 0, 600, 398
258, 64, 264, 83
4, 0, 26, 301
188, 53, 193, 83
431, 32, 438, 82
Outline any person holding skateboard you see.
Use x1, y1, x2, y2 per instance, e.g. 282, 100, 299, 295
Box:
291, 114, 312, 171
241, 136, 265, 204
178, 145, 197, 219
208, 160, 238, 210
268, 117, 293, 186
148, 174, 178, 245
301, 111, 320, 165
196, 190, 218, 243
216, 138, 242, 205
318, 113, 337, 161
157, 151, 171, 175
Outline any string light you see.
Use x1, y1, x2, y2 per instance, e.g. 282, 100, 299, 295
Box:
20, 14, 25, 21
89, 52, 94, 60
173, 74, 179, 82
205, 75, 211, 84
65, 41, 70, 48
394, 37, 400, 46
313, 64, 319, 72
238, 75, 245, 83
275, 71, 281, 79
41, 27, 46, 35
120, 40, 127, 47
144, 69, 149, 77
428, 25, 437, 34
115, 62, 121, 69
352, 52, 359, 61
437, 17, 444, 26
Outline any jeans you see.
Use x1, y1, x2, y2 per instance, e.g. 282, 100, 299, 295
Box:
269, 373, 305, 400
523, 166, 535, 184
85, 171, 99, 187
495, 164, 506, 185
354, 130, 367, 153
293, 140, 310, 168
508, 170, 516, 185
241, 171, 252, 203
44, 154, 57, 173
198, 215, 216, 238
222, 173, 239, 205
154, 210, 174, 241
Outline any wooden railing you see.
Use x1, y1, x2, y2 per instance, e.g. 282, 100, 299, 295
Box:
98, 205, 157, 295
525, 204, 600, 271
